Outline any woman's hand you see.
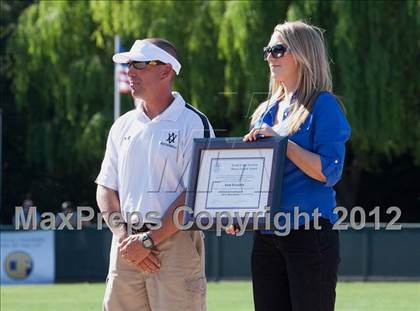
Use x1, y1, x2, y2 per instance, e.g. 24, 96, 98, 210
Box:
225, 225, 239, 235
243, 124, 279, 141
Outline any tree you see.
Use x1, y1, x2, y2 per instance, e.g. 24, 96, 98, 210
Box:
2, 0, 419, 222
1, 0, 34, 223
4, 1, 112, 220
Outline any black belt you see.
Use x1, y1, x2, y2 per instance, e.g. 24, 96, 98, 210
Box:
126, 223, 153, 234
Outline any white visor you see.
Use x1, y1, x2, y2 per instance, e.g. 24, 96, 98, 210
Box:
113, 40, 181, 75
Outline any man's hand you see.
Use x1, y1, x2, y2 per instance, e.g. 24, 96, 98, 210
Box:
118, 234, 161, 272
119, 234, 150, 262
135, 250, 161, 273
116, 231, 128, 244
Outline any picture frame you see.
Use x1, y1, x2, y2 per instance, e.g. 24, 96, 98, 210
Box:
183, 137, 287, 230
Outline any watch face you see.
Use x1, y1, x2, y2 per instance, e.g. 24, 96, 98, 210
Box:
143, 239, 152, 248
142, 235, 153, 249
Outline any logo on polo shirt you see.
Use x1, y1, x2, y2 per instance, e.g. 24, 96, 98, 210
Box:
159, 130, 179, 150
166, 132, 177, 144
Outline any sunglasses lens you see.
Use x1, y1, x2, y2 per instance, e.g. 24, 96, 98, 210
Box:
129, 61, 147, 70
263, 45, 287, 60
263, 47, 270, 60
129, 60, 165, 69
271, 45, 286, 58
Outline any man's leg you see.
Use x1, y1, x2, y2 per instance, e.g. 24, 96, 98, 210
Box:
146, 231, 206, 311
103, 235, 152, 311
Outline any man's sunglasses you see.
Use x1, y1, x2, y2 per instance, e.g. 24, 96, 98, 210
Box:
263, 44, 289, 60
128, 60, 165, 70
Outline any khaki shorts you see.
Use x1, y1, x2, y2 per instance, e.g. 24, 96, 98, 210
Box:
103, 230, 206, 311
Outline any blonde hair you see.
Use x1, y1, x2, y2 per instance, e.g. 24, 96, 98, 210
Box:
251, 21, 333, 134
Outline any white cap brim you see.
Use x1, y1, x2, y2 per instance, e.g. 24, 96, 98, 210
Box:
112, 40, 181, 75
112, 52, 134, 63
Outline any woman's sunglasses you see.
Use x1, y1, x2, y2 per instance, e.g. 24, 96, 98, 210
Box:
263, 44, 288, 60
128, 60, 165, 70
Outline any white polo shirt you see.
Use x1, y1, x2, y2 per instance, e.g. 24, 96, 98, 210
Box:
96, 92, 214, 221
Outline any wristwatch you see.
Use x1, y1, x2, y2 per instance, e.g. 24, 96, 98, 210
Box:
139, 233, 155, 250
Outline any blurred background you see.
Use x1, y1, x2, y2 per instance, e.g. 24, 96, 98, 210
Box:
0, 0, 419, 309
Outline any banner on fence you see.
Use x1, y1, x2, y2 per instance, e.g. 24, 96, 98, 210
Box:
1, 230, 55, 284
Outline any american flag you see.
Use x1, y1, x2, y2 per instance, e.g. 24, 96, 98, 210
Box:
116, 42, 131, 94
117, 63, 130, 94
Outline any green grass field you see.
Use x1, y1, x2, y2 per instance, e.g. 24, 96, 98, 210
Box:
1, 281, 419, 311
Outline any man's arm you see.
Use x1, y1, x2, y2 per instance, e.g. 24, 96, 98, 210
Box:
99, 183, 161, 272
148, 191, 186, 245
96, 184, 127, 242
118, 192, 185, 271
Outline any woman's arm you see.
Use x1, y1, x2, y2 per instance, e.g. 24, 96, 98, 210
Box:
286, 140, 326, 182
244, 124, 326, 183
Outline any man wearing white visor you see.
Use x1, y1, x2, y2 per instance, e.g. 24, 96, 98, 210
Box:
96, 38, 214, 311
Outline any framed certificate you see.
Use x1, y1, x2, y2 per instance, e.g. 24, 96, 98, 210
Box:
183, 137, 287, 231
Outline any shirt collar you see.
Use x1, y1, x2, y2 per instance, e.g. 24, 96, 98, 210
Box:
136, 91, 185, 123
263, 101, 279, 127
254, 100, 279, 128
256, 92, 298, 127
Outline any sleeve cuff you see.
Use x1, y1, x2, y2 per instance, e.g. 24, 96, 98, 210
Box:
95, 177, 118, 191
320, 156, 341, 187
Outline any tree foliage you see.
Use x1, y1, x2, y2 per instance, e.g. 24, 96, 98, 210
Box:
2, 0, 419, 220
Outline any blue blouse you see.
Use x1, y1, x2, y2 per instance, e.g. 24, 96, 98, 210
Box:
255, 91, 351, 229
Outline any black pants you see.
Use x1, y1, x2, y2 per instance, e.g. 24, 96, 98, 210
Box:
251, 219, 340, 311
